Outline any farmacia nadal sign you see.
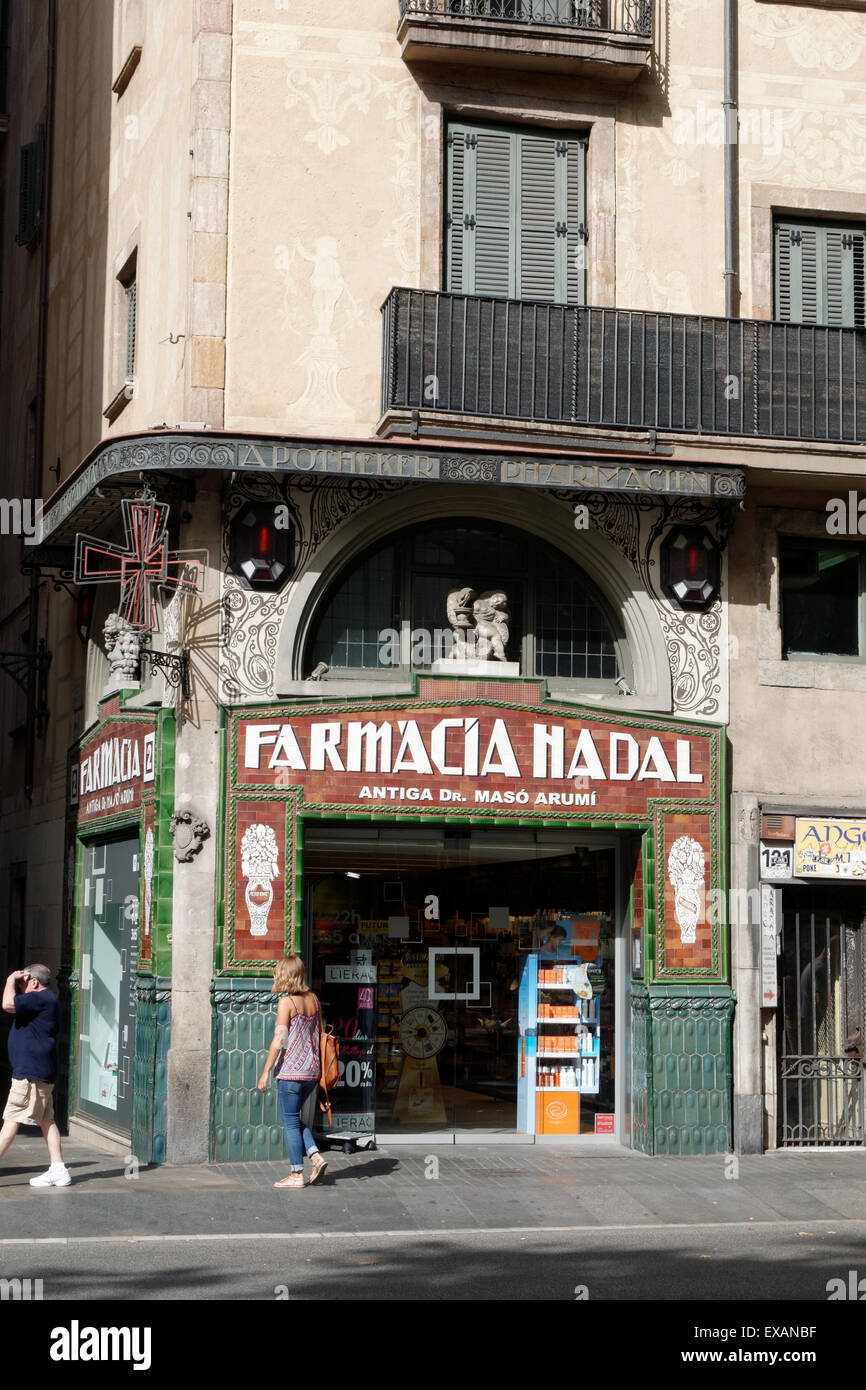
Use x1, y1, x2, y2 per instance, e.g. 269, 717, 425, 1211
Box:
236, 707, 713, 812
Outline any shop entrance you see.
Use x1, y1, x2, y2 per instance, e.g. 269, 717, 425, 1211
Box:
778, 884, 865, 1146
305, 822, 621, 1142
77, 833, 139, 1134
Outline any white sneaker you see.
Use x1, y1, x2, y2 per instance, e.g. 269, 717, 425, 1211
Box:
29, 1165, 71, 1188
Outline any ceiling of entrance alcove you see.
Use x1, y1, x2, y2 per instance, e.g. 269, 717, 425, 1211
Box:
303, 824, 613, 875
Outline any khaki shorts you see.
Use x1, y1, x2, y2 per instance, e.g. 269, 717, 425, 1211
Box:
3, 1078, 54, 1126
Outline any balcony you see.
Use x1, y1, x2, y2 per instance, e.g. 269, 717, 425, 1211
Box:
380, 287, 866, 446
397, 0, 653, 80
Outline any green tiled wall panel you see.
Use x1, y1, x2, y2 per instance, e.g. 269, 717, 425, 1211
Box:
132, 980, 171, 1164
649, 989, 734, 1156
211, 979, 288, 1162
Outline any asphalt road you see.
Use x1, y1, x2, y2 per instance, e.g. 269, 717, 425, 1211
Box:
2, 1220, 865, 1300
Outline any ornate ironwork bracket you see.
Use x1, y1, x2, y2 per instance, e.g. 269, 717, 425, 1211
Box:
0, 639, 51, 736
145, 647, 190, 700
20, 554, 78, 602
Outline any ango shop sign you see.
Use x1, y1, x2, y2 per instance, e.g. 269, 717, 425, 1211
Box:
235, 706, 714, 815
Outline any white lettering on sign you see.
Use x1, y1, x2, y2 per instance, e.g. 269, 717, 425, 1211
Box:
243, 718, 704, 786
325, 963, 377, 985
77, 735, 143, 802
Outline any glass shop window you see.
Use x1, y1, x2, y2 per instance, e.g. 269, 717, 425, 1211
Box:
306, 519, 625, 687
780, 538, 863, 660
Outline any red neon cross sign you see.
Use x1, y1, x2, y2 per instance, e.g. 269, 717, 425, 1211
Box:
74, 498, 203, 631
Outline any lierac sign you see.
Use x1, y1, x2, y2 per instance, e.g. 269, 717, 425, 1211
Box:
236, 708, 713, 812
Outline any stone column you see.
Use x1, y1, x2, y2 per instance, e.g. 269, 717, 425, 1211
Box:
165, 479, 221, 1163
730, 791, 763, 1153
185, 0, 232, 426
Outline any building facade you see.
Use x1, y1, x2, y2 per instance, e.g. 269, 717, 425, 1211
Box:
2, 0, 865, 1161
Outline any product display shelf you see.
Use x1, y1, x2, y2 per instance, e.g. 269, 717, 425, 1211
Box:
536, 956, 600, 1096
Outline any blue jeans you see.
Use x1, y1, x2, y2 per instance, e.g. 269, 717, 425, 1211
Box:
277, 1079, 320, 1171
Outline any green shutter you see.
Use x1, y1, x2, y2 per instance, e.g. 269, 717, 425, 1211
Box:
775, 219, 866, 328
518, 135, 557, 301
446, 128, 467, 294
474, 128, 515, 297
446, 121, 586, 305
125, 277, 137, 378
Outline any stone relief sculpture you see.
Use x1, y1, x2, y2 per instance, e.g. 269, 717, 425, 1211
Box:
241, 824, 280, 938
667, 836, 706, 945
103, 613, 142, 682
445, 587, 510, 663
279, 236, 362, 424
170, 811, 211, 864
445, 587, 476, 659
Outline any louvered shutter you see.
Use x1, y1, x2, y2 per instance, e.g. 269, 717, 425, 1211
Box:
562, 136, 587, 305
125, 277, 137, 378
825, 226, 866, 328
474, 128, 514, 297
15, 126, 45, 248
446, 129, 467, 294
775, 219, 866, 328
518, 135, 557, 301
446, 122, 586, 305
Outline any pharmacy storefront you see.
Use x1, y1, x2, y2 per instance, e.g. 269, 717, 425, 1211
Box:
218, 689, 731, 1155
63, 699, 174, 1158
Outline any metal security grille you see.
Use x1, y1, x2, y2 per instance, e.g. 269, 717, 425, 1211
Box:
778, 889, 865, 1146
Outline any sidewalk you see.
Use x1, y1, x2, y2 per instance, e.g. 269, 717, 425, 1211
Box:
2, 1136, 866, 1241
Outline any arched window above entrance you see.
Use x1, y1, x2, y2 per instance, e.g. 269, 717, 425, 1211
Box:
305, 519, 629, 692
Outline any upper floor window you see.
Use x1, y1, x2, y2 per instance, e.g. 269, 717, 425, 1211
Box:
780, 537, 864, 659
775, 218, 866, 328
446, 121, 587, 305
307, 519, 625, 686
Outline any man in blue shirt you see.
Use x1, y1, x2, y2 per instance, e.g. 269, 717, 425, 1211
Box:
0, 964, 70, 1187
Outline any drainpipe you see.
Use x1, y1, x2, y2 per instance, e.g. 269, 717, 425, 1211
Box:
723, 0, 738, 318
26, 0, 57, 799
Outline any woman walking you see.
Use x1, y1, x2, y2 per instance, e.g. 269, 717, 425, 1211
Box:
258, 955, 328, 1189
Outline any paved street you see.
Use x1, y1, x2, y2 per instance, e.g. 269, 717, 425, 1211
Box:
2, 1138, 865, 1300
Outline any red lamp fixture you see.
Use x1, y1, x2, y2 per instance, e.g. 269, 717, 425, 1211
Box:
228, 502, 293, 590
661, 525, 720, 610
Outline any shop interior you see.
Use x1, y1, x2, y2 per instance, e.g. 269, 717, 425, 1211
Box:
304, 822, 619, 1138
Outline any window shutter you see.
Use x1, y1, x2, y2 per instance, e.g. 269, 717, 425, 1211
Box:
775, 218, 866, 328
447, 121, 586, 306
517, 135, 557, 301
125, 277, 137, 378
473, 129, 514, 298
16, 126, 45, 248
562, 136, 587, 306
446, 128, 467, 294
825, 226, 866, 328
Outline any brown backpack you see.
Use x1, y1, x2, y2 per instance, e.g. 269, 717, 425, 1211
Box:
318, 1022, 340, 1125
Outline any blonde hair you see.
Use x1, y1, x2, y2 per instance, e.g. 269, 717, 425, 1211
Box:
273, 955, 310, 996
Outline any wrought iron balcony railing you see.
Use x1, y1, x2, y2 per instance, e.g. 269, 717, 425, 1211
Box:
381, 287, 866, 445
398, 0, 652, 37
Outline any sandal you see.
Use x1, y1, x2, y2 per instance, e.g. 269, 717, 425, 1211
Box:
308, 1155, 328, 1184
274, 1173, 305, 1189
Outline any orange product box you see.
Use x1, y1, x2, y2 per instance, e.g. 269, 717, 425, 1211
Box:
536, 1089, 580, 1135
